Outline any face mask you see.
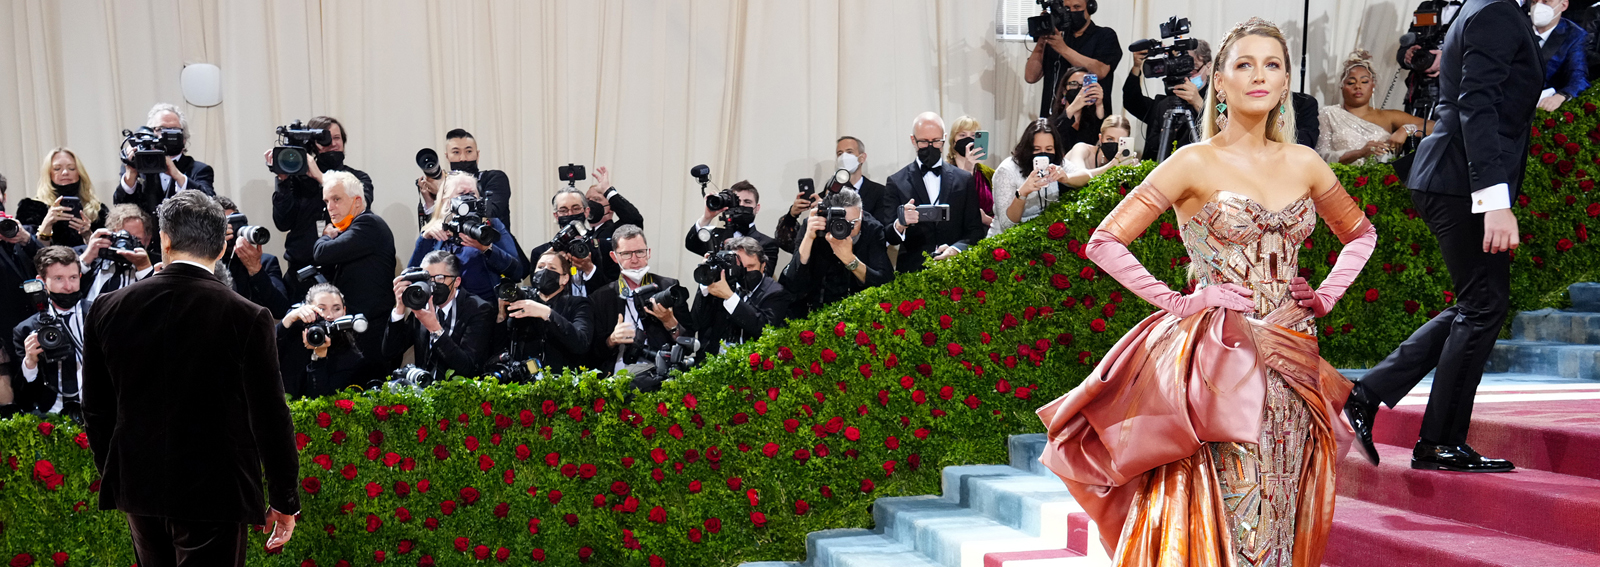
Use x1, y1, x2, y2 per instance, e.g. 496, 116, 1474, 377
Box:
556, 213, 587, 229
1532, 3, 1556, 27
740, 270, 763, 290
916, 145, 941, 169
449, 160, 479, 175
1189, 74, 1206, 90
1062, 89, 1081, 107
315, 151, 345, 172
1099, 142, 1119, 163
586, 199, 608, 224
431, 280, 453, 306
332, 212, 355, 232
49, 290, 81, 308
531, 269, 563, 296
620, 266, 650, 283
837, 152, 861, 173
52, 181, 80, 196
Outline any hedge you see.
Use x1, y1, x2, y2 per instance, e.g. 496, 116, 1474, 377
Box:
4, 93, 1598, 567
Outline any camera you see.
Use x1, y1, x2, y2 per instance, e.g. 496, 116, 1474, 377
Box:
693, 249, 750, 288
388, 365, 434, 388
705, 188, 739, 211
625, 336, 701, 392
1128, 17, 1197, 87
270, 120, 333, 176
443, 195, 500, 244
400, 267, 451, 310
296, 265, 329, 286
304, 313, 369, 348
121, 127, 182, 175
625, 282, 688, 313
1399, 7, 1447, 73
549, 222, 595, 260
1027, 0, 1087, 42
487, 354, 538, 384
21, 279, 74, 364
416, 148, 444, 180
818, 207, 854, 240
497, 280, 539, 303
97, 230, 141, 263
226, 213, 270, 246
558, 164, 587, 187
0, 214, 21, 239
698, 188, 755, 249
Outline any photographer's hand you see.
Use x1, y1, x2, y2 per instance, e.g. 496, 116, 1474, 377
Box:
798, 215, 826, 265
825, 231, 854, 263
707, 271, 734, 300
607, 314, 635, 348
563, 252, 595, 276
0, 224, 32, 245
391, 277, 412, 319
300, 329, 329, 358
263, 150, 288, 181
164, 155, 187, 187
306, 152, 325, 183
414, 301, 443, 334
508, 299, 552, 320
236, 240, 265, 275
79, 230, 112, 266
898, 199, 921, 231
646, 300, 679, 329
1173, 81, 1204, 110
22, 332, 40, 369
1131, 50, 1148, 77
459, 233, 490, 252
120, 248, 153, 272
1424, 49, 1441, 78
283, 304, 317, 328
421, 225, 450, 242
1046, 30, 1071, 58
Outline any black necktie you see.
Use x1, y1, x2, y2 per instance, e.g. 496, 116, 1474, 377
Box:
99, 263, 125, 296
56, 313, 78, 397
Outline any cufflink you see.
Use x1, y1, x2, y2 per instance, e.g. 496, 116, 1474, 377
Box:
1478, 200, 1484, 205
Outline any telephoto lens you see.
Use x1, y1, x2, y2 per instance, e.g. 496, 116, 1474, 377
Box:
400, 268, 437, 310
238, 225, 270, 246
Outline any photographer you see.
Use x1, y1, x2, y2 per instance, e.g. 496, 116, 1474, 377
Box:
1024, 0, 1122, 119
20, 148, 108, 249
1396, 1, 1458, 119
415, 129, 512, 229
774, 136, 896, 253
684, 180, 779, 276
495, 250, 593, 375
989, 119, 1077, 238
584, 166, 647, 242
780, 189, 893, 320
312, 171, 395, 385
217, 196, 290, 319
13, 246, 89, 417
885, 112, 987, 274
115, 103, 216, 218
409, 173, 524, 304
1062, 115, 1140, 183
529, 188, 612, 298
383, 251, 493, 379
690, 237, 791, 356
0, 173, 41, 415
266, 116, 374, 298
1534, 0, 1589, 112
1125, 39, 1213, 159
76, 205, 155, 301
1049, 67, 1108, 149
278, 283, 364, 398
588, 225, 689, 373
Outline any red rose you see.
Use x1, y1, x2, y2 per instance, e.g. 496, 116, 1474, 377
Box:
1404, 300, 1420, 314
1364, 204, 1378, 216
1364, 289, 1379, 302
36, 422, 53, 436
821, 349, 837, 363
1560, 160, 1576, 175
396, 507, 412, 522
800, 331, 816, 345
1354, 176, 1368, 187
861, 479, 876, 492
1047, 221, 1068, 239
992, 248, 1011, 262
9, 554, 31, 567
1544, 152, 1560, 164
844, 426, 861, 441
981, 268, 997, 282
885, 436, 900, 450
1567, 142, 1582, 156
750, 511, 768, 527
946, 343, 963, 356
649, 505, 668, 523
1089, 318, 1107, 332
706, 517, 724, 533
474, 545, 490, 561
834, 321, 848, 337
795, 499, 811, 515
1078, 266, 1096, 280
1051, 273, 1072, 290
1383, 174, 1399, 186
564, 513, 579, 527
302, 477, 321, 494
1558, 238, 1575, 252
335, 399, 354, 413
963, 395, 981, 409
728, 477, 744, 491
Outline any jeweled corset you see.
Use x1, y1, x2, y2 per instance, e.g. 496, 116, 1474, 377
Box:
1180, 192, 1317, 328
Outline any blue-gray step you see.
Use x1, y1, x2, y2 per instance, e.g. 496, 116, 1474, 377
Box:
742, 434, 1105, 567
1511, 308, 1600, 345
1488, 339, 1600, 379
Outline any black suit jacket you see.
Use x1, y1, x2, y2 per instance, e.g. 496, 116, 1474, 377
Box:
382, 292, 494, 378
773, 177, 896, 254
11, 299, 91, 414
683, 226, 781, 277
587, 274, 690, 371
114, 156, 216, 218
1409, 0, 1541, 198
529, 232, 617, 296
227, 252, 291, 319
313, 210, 395, 325
276, 322, 362, 398
81, 263, 298, 523
779, 215, 895, 320
883, 162, 986, 273
689, 276, 791, 355
591, 189, 646, 241
499, 291, 593, 373
272, 166, 375, 270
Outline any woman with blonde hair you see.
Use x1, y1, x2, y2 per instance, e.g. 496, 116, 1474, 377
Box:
1037, 18, 1376, 566
22, 148, 108, 248
946, 116, 995, 226
1316, 49, 1432, 165
408, 171, 524, 303
1062, 114, 1140, 185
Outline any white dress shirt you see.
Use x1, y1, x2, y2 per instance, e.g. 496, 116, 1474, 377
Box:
119, 170, 187, 196
21, 301, 86, 414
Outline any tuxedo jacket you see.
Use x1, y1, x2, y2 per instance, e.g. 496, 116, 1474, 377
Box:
113, 156, 216, 217
381, 292, 494, 379
883, 162, 987, 273
586, 274, 691, 370
1409, 0, 1542, 199
683, 226, 781, 277
688, 275, 792, 356
773, 177, 896, 254
81, 263, 299, 524
313, 210, 396, 325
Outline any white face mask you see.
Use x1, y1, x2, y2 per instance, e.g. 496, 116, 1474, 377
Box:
1533, 3, 1557, 28
620, 266, 650, 283
837, 152, 861, 173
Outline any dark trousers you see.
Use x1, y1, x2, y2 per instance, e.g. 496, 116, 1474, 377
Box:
127, 514, 246, 567
1357, 190, 1511, 445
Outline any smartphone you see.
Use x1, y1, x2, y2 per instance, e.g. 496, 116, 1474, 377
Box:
1033, 155, 1052, 176
798, 178, 815, 198
1082, 74, 1099, 103
915, 204, 951, 223
973, 131, 990, 158
1117, 136, 1135, 160
59, 196, 82, 216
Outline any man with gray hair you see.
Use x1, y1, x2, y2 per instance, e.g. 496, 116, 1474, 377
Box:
383, 250, 493, 380
688, 236, 792, 356
313, 171, 395, 385
527, 187, 615, 297
884, 112, 986, 273
116, 103, 216, 218
779, 188, 893, 319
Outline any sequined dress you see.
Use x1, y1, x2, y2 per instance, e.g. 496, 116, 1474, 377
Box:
1036, 188, 1362, 567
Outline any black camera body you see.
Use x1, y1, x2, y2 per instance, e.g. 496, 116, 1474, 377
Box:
1399, 7, 1448, 72
0, 214, 22, 239
625, 336, 701, 392
549, 222, 595, 260
693, 250, 749, 289
443, 195, 500, 244
388, 365, 434, 388
1027, 0, 1088, 42
487, 353, 538, 384
226, 213, 270, 246
400, 267, 450, 310
496, 280, 540, 303
97, 230, 141, 263
820, 207, 854, 240
1128, 17, 1197, 88
304, 313, 369, 348
121, 127, 183, 175
271, 120, 333, 177
626, 282, 688, 313
705, 188, 739, 211
21, 279, 74, 364
296, 265, 329, 287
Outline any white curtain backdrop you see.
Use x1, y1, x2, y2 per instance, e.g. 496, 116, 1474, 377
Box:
0, 0, 1420, 280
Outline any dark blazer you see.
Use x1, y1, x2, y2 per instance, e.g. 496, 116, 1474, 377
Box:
1409, 0, 1542, 199
528, 236, 616, 297
81, 263, 299, 524
779, 215, 895, 320
498, 291, 593, 374
883, 161, 986, 273
688, 276, 791, 356
272, 166, 374, 270
226, 252, 291, 320
1542, 18, 1591, 99
16, 199, 109, 249
381, 291, 494, 379
313, 210, 396, 326
683, 226, 781, 277
113, 156, 216, 217
407, 218, 525, 304
0, 237, 42, 353
587, 274, 690, 371
591, 189, 646, 241
1292, 92, 1321, 149
11, 299, 91, 415
773, 177, 896, 255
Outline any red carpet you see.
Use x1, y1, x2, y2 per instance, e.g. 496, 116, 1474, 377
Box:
1325, 394, 1600, 566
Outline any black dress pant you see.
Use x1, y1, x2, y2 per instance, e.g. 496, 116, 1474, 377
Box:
127, 514, 246, 567
1357, 190, 1511, 446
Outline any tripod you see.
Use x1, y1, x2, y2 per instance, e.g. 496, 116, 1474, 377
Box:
1154, 103, 1201, 163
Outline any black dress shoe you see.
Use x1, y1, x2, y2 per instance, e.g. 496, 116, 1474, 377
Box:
1411, 443, 1516, 472
1344, 383, 1380, 466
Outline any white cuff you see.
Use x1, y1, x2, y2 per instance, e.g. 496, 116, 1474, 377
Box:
1470, 183, 1511, 213
173, 176, 188, 192
697, 284, 710, 296
21, 360, 37, 382
390, 309, 407, 323
605, 188, 620, 200
119, 178, 136, 194
134, 265, 155, 280
581, 264, 598, 280
722, 294, 741, 314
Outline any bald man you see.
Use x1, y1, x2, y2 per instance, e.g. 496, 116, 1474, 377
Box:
884, 112, 987, 274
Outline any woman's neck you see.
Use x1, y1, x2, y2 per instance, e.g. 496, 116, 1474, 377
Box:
1214, 111, 1271, 150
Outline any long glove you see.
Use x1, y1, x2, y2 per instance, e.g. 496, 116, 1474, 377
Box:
1085, 229, 1255, 318
1292, 181, 1379, 317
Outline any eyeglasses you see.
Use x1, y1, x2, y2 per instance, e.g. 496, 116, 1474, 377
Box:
615, 248, 651, 260
1063, 81, 1083, 89
429, 274, 459, 284
913, 138, 945, 148
555, 206, 586, 216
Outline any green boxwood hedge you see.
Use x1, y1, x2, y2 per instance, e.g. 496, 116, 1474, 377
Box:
4, 94, 1598, 567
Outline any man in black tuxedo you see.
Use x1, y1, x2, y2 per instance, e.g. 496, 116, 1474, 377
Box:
588, 225, 690, 373
82, 190, 298, 566
0, 207, 42, 412
780, 189, 895, 320
77, 205, 157, 303
497, 251, 593, 375
689, 237, 792, 356
1346, 0, 1541, 473
217, 197, 290, 319
528, 188, 615, 298
267, 115, 375, 300
774, 136, 897, 253
314, 172, 395, 385
115, 103, 216, 219
884, 112, 987, 274
13, 246, 91, 418
685, 181, 780, 276
383, 251, 493, 380
585, 165, 647, 242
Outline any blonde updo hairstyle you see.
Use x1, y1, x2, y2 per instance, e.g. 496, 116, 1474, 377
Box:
1339, 49, 1376, 83
1201, 18, 1297, 144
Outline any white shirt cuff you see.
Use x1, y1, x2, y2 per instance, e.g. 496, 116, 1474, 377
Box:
134, 265, 155, 280
1470, 183, 1511, 213
581, 264, 597, 280
119, 178, 137, 194
173, 176, 188, 192
390, 310, 407, 323
722, 294, 741, 314
21, 361, 37, 382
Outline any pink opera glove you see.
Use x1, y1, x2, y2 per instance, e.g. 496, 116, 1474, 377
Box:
1085, 229, 1254, 318
1291, 223, 1377, 317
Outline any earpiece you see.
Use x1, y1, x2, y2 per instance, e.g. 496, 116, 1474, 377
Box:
1086, 0, 1097, 15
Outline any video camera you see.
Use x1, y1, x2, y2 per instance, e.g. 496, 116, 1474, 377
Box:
296, 265, 329, 287
121, 126, 184, 175
303, 312, 368, 348
96, 230, 141, 264
443, 195, 500, 244
270, 120, 333, 177
399, 267, 452, 310
1398, 7, 1448, 73
226, 213, 270, 246
1027, 0, 1088, 42
21, 279, 74, 364
1128, 17, 1197, 88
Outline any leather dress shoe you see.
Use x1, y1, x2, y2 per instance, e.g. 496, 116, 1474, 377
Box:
1411, 443, 1515, 472
1344, 383, 1380, 466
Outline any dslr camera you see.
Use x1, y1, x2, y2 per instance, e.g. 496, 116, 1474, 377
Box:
816, 206, 856, 240
21, 279, 74, 364
296, 265, 329, 287
624, 336, 701, 392
625, 282, 688, 314
387, 364, 434, 389
1027, 0, 1088, 42
693, 249, 756, 291
96, 230, 141, 263
1128, 17, 1197, 88
399, 267, 452, 310
304, 313, 369, 348
270, 120, 333, 177
0, 213, 22, 240
443, 195, 500, 244
121, 126, 184, 175
415, 148, 445, 180
549, 222, 596, 260
226, 213, 270, 246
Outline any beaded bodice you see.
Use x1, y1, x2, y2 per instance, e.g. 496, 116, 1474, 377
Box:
1180, 191, 1317, 330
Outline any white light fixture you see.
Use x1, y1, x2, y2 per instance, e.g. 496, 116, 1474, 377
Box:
181, 63, 222, 107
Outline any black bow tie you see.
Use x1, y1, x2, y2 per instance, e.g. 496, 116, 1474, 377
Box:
920, 164, 943, 178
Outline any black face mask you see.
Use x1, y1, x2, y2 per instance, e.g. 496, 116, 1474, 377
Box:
530, 269, 563, 296
52, 181, 81, 197
49, 290, 81, 308
556, 213, 587, 229
449, 160, 479, 175
1063, 9, 1088, 33
1099, 142, 1119, 164
1062, 89, 1081, 109
431, 282, 452, 307
739, 270, 763, 290
916, 145, 941, 169
586, 199, 608, 224
315, 150, 345, 172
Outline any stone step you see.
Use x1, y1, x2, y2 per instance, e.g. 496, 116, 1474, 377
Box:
1511, 308, 1600, 345
1487, 340, 1600, 379
803, 529, 945, 567
1568, 282, 1600, 312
